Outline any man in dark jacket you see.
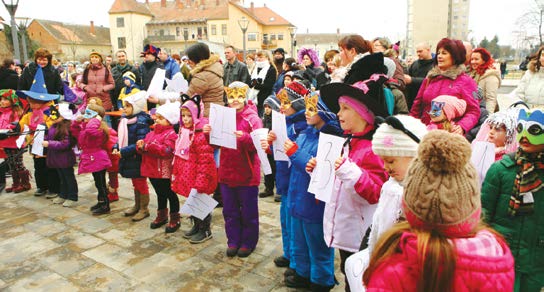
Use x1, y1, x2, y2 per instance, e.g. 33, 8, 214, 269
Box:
0, 59, 19, 90
223, 45, 250, 86
404, 42, 434, 110
111, 50, 140, 110
139, 44, 164, 110
18, 48, 63, 95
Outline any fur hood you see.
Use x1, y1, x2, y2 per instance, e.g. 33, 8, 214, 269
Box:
427, 64, 466, 80
190, 54, 223, 78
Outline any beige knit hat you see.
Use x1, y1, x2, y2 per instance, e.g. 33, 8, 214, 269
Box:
372, 115, 428, 157
402, 130, 481, 237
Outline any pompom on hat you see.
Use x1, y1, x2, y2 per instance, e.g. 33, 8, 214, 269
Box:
156, 102, 181, 125
141, 44, 160, 58
372, 115, 428, 157
402, 130, 481, 237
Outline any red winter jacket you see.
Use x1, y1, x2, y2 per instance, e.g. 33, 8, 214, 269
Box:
366, 230, 514, 292
0, 107, 22, 149
218, 104, 262, 187
138, 124, 177, 179
171, 129, 217, 196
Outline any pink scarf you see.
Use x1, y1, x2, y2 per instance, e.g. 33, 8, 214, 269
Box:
29, 104, 49, 130
174, 127, 192, 160
117, 116, 138, 148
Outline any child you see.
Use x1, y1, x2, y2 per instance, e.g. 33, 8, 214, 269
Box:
203, 81, 262, 258
283, 71, 294, 89
364, 130, 515, 291
283, 91, 342, 290
72, 74, 88, 114
319, 75, 390, 291
171, 95, 217, 242
137, 102, 179, 233
482, 108, 544, 292
43, 104, 78, 207
473, 110, 518, 161
426, 94, 466, 133
117, 71, 140, 110
259, 96, 279, 198
344, 115, 428, 291
114, 92, 153, 221
264, 81, 309, 272
73, 104, 112, 215
0, 89, 29, 193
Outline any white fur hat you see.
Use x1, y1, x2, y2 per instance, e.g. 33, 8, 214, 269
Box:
156, 102, 181, 125
372, 115, 428, 157
124, 91, 147, 115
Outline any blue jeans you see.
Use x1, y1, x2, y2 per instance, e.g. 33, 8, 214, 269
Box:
57, 167, 78, 201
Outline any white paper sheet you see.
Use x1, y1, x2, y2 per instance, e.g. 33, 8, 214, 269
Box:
179, 189, 218, 220
146, 68, 166, 99
250, 128, 271, 175
31, 124, 46, 156
272, 111, 290, 162
165, 72, 189, 93
209, 103, 237, 149
308, 133, 345, 203
16, 125, 28, 149
471, 141, 496, 185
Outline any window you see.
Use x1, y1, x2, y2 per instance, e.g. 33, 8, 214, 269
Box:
270, 34, 276, 40
221, 24, 227, 35
116, 17, 124, 28
176, 27, 181, 36
211, 25, 217, 35
159, 29, 164, 36
278, 34, 284, 40
248, 33, 257, 41
118, 37, 126, 49
183, 28, 189, 40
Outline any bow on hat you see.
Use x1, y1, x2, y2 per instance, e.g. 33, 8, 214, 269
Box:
181, 94, 202, 118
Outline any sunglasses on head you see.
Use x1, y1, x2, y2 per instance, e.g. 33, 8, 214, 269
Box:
375, 116, 421, 144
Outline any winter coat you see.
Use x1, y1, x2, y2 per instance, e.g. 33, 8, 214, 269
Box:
171, 127, 217, 196
223, 59, 251, 86
187, 55, 224, 117
45, 124, 76, 169
106, 128, 119, 172
465, 90, 489, 142
218, 104, 262, 187
516, 68, 544, 107
0, 107, 21, 149
82, 64, 115, 110
74, 118, 111, 174
0, 67, 18, 90
366, 230, 515, 291
482, 154, 544, 280
111, 63, 139, 109
343, 53, 386, 85
406, 58, 434, 106
19, 102, 55, 153
117, 112, 153, 178
163, 57, 180, 80
275, 110, 308, 197
139, 60, 164, 91
410, 65, 480, 133
251, 65, 277, 110
323, 133, 388, 252
139, 124, 177, 179
18, 63, 63, 95
470, 68, 501, 113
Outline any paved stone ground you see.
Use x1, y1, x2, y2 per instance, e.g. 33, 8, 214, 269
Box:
0, 156, 345, 291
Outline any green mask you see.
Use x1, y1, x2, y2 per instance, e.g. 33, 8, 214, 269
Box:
517, 109, 544, 145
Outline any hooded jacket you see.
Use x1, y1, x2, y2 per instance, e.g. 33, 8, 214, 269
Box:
187, 55, 224, 117
74, 118, 111, 174
45, 123, 76, 169
0, 107, 22, 149
117, 112, 153, 178
139, 124, 177, 179
218, 103, 262, 187
410, 65, 480, 133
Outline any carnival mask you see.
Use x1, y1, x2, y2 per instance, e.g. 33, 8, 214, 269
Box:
225, 86, 248, 104
277, 89, 291, 112
517, 108, 544, 145
305, 92, 319, 117
429, 101, 445, 118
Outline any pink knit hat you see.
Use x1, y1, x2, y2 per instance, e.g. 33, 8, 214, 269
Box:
432, 95, 466, 120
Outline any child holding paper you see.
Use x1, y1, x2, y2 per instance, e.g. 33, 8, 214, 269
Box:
137, 102, 179, 233
203, 81, 262, 258
282, 91, 342, 290
258, 96, 279, 198
171, 94, 217, 243
319, 74, 390, 290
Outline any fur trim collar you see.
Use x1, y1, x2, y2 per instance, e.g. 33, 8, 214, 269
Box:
190, 54, 221, 76
427, 64, 466, 80
470, 68, 501, 83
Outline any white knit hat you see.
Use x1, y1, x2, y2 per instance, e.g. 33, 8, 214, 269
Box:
156, 102, 181, 125
372, 115, 428, 157
123, 91, 147, 115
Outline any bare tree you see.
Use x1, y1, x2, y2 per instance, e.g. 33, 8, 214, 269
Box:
517, 1, 544, 46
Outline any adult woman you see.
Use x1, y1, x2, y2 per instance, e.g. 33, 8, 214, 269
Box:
249, 50, 276, 116
516, 45, 544, 108
469, 48, 501, 112
410, 38, 480, 134
81, 52, 115, 111
18, 48, 63, 95
0, 58, 18, 90
373, 37, 406, 91
246, 53, 256, 76
335, 34, 385, 85
297, 48, 323, 89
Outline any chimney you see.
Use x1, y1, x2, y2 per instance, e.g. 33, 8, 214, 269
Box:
145, 0, 149, 3
216, 0, 220, 6
176, 0, 184, 8
250, 2, 254, 12
161, 0, 166, 8
186, 0, 191, 7
90, 21, 95, 35
336, 28, 340, 35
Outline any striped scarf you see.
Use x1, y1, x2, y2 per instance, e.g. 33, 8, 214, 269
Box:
509, 149, 544, 216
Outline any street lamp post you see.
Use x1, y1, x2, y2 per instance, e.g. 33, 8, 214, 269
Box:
288, 26, 297, 57
183, 29, 189, 51
16, 17, 30, 62
238, 17, 249, 61
2, 0, 21, 62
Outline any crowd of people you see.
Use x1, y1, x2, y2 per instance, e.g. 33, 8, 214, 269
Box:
0, 34, 543, 292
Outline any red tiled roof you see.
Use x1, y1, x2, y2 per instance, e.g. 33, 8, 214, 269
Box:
249, 7, 292, 26
109, 0, 152, 15
147, 1, 228, 24
32, 19, 111, 46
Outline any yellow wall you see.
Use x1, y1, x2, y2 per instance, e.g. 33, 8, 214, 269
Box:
226, 4, 262, 53
109, 12, 152, 63
59, 43, 111, 62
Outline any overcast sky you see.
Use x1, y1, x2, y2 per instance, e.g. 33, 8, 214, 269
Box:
0, 0, 539, 47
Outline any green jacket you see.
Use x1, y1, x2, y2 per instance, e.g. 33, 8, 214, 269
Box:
481, 154, 544, 276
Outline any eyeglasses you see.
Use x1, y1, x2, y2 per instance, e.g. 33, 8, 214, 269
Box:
375, 116, 421, 144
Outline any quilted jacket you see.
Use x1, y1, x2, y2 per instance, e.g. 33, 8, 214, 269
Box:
138, 124, 177, 179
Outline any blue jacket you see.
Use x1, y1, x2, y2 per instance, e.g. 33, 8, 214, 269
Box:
288, 120, 342, 223
272, 71, 286, 94
275, 110, 308, 196
163, 57, 180, 80
118, 112, 153, 178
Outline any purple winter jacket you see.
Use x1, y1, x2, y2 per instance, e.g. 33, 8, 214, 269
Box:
410, 65, 480, 133
73, 118, 111, 174
45, 124, 76, 169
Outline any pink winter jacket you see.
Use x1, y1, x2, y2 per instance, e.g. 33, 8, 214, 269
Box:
323, 132, 388, 252
410, 65, 480, 133
138, 124, 177, 179
366, 230, 515, 292
0, 107, 21, 148
218, 104, 262, 187
74, 118, 112, 174
81, 64, 114, 110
